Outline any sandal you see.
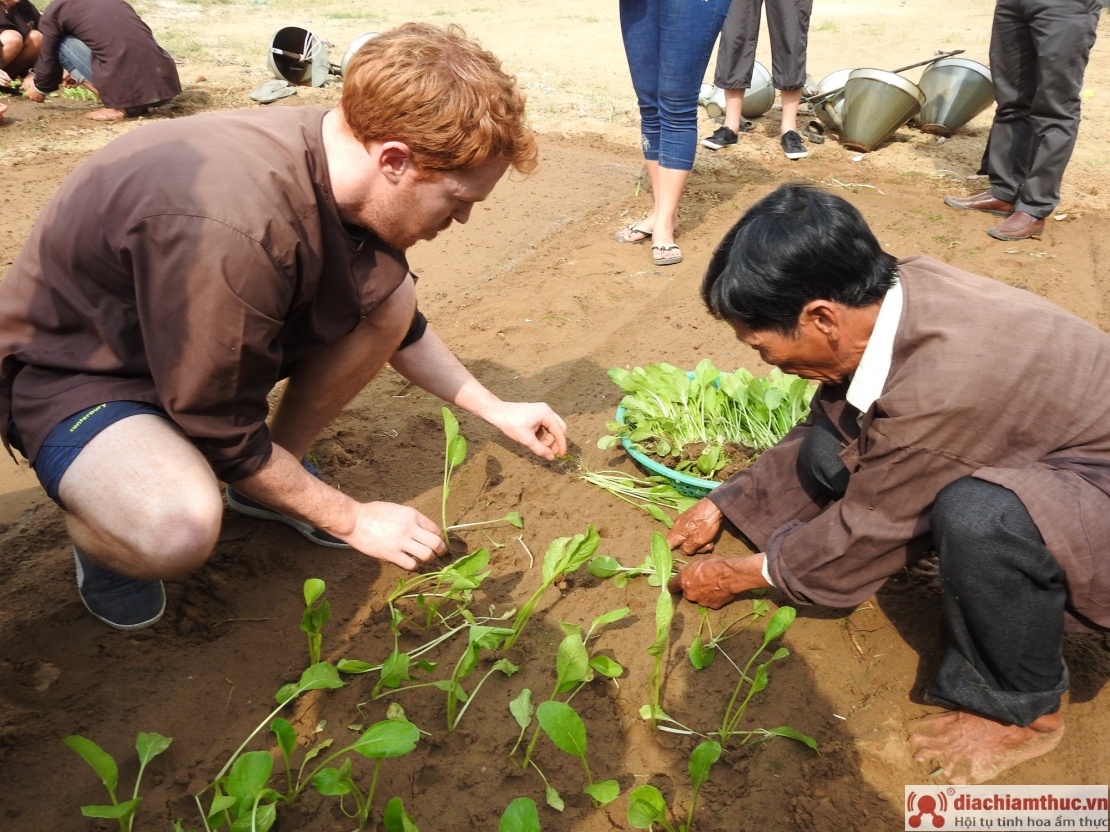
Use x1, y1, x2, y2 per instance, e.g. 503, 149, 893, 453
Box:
614, 223, 652, 244
652, 244, 683, 266
803, 120, 826, 144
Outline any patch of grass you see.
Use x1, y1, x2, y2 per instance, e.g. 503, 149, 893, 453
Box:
814, 20, 839, 33
324, 9, 386, 21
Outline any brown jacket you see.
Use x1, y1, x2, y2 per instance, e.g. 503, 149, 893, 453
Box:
710, 255, 1110, 629
0, 108, 410, 483
31, 0, 179, 109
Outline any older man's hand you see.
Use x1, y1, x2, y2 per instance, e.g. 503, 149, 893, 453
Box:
668, 553, 770, 609
666, 497, 723, 555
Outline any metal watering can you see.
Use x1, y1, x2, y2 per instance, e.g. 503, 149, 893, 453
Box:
701, 61, 776, 120
916, 57, 993, 137
267, 28, 378, 87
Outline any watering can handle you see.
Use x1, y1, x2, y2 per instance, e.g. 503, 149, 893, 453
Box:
804, 49, 966, 104
888, 48, 965, 75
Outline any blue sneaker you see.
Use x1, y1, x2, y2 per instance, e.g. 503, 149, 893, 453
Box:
74, 547, 165, 630
225, 460, 350, 549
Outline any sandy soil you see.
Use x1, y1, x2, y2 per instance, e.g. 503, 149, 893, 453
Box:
1, 1, 1109, 830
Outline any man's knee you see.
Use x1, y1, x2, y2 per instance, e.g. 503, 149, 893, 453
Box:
119, 489, 224, 578
797, 418, 849, 498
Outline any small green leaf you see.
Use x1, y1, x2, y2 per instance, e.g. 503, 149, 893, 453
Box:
763, 606, 797, 647
499, 797, 541, 832
135, 732, 172, 766
584, 779, 620, 805
350, 719, 420, 759
383, 796, 421, 832
80, 800, 139, 820
644, 503, 674, 527
448, 435, 468, 467
589, 606, 631, 632
337, 659, 374, 674
226, 751, 273, 807
504, 511, 524, 529
688, 637, 715, 670
588, 556, 622, 578
555, 633, 590, 693
627, 784, 667, 828
64, 735, 119, 793
509, 689, 534, 730
303, 578, 326, 608
588, 655, 623, 678
688, 741, 722, 790
313, 764, 353, 796
545, 784, 565, 812
275, 661, 344, 705
536, 701, 587, 759
763, 725, 819, 751
442, 407, 459, 445
492, 658, 520, 676
270, 718, 296, 759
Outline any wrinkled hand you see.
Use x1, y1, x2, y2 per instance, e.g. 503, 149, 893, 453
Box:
668, 553, 768, 609
345, 501, 447, 571
666, 497, 723, 555
484, 401, 568, 461
24, 77, 45, 103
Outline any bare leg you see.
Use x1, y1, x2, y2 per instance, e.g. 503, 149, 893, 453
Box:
268, 275, 415, 460
722, 88, 746, 133
0, 31, 24, 73
1, 30, 41, 77
780, 88, 801, 135
910, 709, 1065, 785
650, 166, 689, 249
59, 414, 225, 580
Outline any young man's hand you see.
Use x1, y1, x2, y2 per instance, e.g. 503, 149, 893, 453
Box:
24, 75, 46, 103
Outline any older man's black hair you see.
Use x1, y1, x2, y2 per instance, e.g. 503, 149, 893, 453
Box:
702, 184, 898, 335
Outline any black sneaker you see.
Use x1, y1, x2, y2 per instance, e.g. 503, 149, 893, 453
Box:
74, 547, 165, 630
780, 130, 808, 160
225, 460, 350, 549
702, 126, 738, 150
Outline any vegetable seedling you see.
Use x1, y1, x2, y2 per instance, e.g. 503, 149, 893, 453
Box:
439, 408, 526, 538
64, 732, 172, 832
645, 532, 674, 731
588, 552, 682, 588
301, 578, 330, 667
688, 600, 769, 670
599, 360, 814, 480
499, 797, 541, 832
504, 524, 601, 650
535, 701, 619, 806
574, 461, 697, 527
626, 741, 720, 832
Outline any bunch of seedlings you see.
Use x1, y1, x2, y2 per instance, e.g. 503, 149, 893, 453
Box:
598, 360, 814, 480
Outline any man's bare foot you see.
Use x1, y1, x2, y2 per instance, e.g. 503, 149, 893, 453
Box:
910, 709, 1064, 785
86, 107, 126, 122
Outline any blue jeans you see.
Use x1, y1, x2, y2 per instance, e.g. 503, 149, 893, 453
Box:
58, 36, 94, 85
619, 0, 731, 171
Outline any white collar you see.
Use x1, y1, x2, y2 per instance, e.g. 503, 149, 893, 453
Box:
846, 278, 903, 414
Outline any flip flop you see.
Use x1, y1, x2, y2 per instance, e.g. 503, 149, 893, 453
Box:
614, 223, 651, 244
652, 244, 683, 266
804, 120, 826, 144
249, 79, 297, 104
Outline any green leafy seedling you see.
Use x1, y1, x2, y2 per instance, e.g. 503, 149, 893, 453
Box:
499, 797, 541, 832
441, 407, 467, 536
645, 532, 674, 731
574, 461, 698, 527
383, 796, 421, 832
301, 578, 330, 667
535, 701, 619, 806
504, 525, 601, 650
625, 741, 720, 832
588, 552, 680, 588
688, 600, 769, 670
65, 732, 172, 832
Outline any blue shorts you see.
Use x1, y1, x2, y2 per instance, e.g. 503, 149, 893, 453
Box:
8, 401, 166, 509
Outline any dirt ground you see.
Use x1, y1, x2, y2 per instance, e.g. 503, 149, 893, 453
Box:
1, 0, 1109, 830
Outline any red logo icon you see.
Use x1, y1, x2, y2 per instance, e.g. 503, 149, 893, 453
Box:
907, 791, 948, 828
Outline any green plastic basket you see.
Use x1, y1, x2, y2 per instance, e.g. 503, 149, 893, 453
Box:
614, 403, 718, 499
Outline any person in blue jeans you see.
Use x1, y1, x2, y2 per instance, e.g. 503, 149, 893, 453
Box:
614, 0, 731, 267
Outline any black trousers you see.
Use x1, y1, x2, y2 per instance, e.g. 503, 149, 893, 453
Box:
800, 419, 1068, 726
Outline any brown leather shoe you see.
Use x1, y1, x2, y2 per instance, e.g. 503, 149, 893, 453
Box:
987, 211, 1044, 241
943, 191, 1014, 217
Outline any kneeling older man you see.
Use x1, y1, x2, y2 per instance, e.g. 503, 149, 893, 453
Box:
667, 183, 1110, 785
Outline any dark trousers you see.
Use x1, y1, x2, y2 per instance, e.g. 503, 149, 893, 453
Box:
987, 0, 1101, 217
712, 0, 812, 91
800, 419, 1068, 726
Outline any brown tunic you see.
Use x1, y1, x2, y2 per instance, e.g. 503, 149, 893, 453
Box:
30, 0, 179, 110
0, 107, 411, 483
710, 255, 1110, 629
